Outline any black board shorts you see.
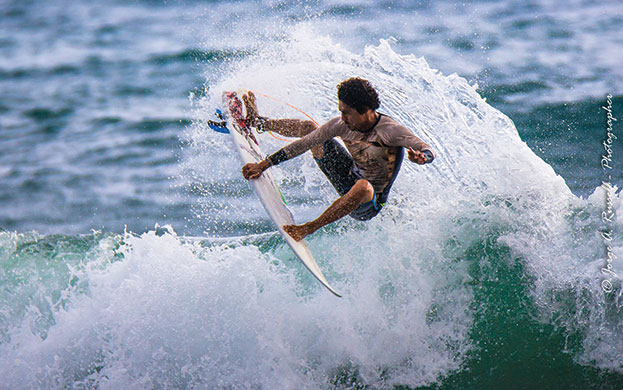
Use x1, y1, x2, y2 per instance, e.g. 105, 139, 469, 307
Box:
314, 139, 384, 221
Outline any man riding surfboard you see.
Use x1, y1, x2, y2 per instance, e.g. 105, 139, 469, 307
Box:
241, 77, 435, 241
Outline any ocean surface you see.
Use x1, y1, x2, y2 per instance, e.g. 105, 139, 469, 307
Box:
1, 0, 622, 388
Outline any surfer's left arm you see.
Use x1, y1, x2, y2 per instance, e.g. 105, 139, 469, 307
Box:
240, 120, 328, 180
380, 120, 435, 165
398, 134, 435, 165
258, 118, 341, 172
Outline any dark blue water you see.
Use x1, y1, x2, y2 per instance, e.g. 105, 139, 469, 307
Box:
1, 1, 622, 388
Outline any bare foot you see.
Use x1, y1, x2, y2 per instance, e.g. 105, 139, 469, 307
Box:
242, 91, 258, 126
283, 223, 313, 242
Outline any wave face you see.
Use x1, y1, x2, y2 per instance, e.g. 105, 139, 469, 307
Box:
1, 26, 621, 389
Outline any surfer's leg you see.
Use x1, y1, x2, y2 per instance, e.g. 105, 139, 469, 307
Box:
284, 179, 374, 241
243, 92, 324, 157
243, 92, 317, 136
315, 140, 356, 193
260, 118, 323, 157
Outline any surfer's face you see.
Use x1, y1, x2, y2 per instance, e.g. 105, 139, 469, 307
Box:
338, 100, 372, 132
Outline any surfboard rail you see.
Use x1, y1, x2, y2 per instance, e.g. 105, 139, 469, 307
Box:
221, 91, 342, 297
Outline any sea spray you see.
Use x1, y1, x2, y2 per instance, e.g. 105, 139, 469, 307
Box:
0, 223, 474, 388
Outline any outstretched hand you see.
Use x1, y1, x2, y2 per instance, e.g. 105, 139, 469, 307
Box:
407, 147, 428, 164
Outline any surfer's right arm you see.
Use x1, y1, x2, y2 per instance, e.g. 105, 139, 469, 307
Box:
241, 91, 340, 177
240, 119, 337, 180
239, 116, 318, 180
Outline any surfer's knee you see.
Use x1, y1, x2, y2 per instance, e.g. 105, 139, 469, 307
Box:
351, 180, 375, 203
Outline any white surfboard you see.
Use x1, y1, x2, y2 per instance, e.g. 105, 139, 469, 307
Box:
221, 91, 341, 297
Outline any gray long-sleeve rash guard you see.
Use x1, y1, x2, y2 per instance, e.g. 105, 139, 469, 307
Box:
270, 114, 435, 195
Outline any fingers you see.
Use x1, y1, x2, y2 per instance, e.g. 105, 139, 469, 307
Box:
241, 163, 260, 180
247, 169, 258, 179
241, 163, 251, 179
408, 148, 427, 164
242, 170, 256, 180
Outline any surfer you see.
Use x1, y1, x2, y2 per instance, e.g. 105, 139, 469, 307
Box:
241, 77, 435, 241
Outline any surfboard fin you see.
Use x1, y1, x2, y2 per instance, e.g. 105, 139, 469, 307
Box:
208, 109, 229, 133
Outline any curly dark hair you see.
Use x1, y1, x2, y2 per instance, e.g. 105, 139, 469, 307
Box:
337, 77, 380, 114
